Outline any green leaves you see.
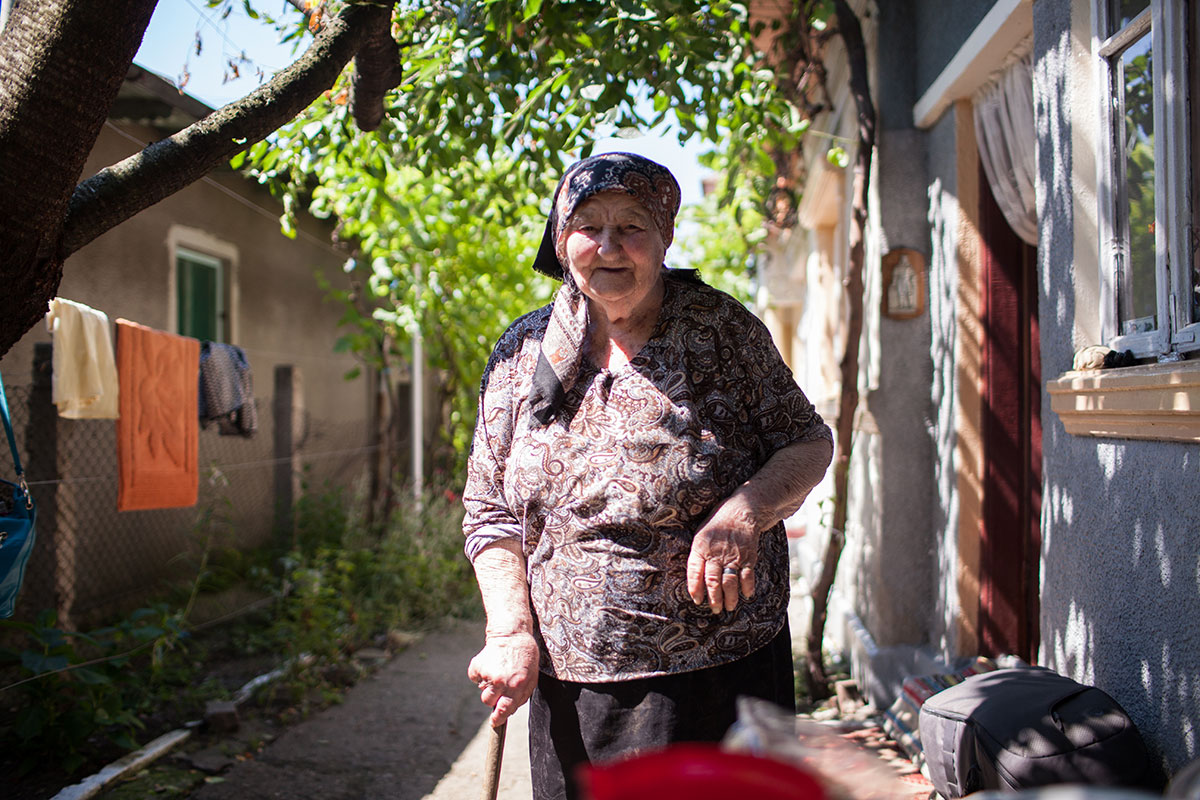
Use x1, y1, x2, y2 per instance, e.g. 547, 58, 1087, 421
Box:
227, 0, 835, 475
0, 603, 190, 773
523, 0, 544, 22
21, 650, 69, 674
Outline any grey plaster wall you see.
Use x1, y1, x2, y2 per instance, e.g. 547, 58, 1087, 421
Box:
904, 0, 997, 102
875, 0, 919, 130
855, 125, 937, 649
1033, 0, 1200, 776
922, 110, 963, 656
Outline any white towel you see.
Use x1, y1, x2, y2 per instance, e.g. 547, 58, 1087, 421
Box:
45, 297, 120, 419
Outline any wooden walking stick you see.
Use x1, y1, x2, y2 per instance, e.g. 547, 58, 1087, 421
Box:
481, 722, 507, 800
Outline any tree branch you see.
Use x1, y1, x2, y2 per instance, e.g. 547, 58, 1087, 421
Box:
60, 2, 388, 258
349, 6, 401, 131
805, 0, 876, 702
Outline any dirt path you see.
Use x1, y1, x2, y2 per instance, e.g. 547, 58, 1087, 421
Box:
188, 618, 532, 800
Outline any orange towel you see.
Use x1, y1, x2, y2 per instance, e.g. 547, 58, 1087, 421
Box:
115, 320, 200, 511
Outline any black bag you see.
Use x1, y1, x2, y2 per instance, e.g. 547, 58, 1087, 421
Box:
919, 667, 1150, 798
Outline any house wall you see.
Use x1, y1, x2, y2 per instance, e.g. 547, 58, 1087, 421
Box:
1033, 0, 1200, 776
855, 61, 937, 653
0, 122, 374, 626
875, 0, 918, 130
924, 105, 972, 660
813, 0, 1200, 775
5, 120, 368, 424
910, 0, 998, 99
848, 0, 1025, 708
781, 0, 948, 706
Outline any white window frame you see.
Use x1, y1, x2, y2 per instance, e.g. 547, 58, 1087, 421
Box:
1094, 0, 1197, 359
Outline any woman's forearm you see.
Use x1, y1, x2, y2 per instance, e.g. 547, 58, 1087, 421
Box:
473, 539, 534, 637
728, 437, 834, 533
469, 539, 540, 725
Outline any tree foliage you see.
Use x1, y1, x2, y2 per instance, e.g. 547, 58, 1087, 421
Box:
236, 0, 793, 478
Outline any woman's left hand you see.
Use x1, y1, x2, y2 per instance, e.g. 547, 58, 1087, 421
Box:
686, 493, 759, 614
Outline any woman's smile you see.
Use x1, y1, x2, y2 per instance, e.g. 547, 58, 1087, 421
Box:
563, 191, 666, 321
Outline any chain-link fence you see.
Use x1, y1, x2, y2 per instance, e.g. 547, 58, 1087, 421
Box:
0, 349, 376, 630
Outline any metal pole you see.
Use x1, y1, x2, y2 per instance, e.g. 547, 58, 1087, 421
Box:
412, 264, 424, 509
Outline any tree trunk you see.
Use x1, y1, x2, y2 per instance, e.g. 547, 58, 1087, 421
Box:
0, 0, 157, 359
804, 0, 876, 701
0, 1, 396, 359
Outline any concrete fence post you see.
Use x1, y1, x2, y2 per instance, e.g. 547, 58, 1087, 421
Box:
27, 343, 68, 625
273, 365, 302, 547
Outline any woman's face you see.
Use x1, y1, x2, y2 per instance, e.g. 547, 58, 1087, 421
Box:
562, 191, 666, 319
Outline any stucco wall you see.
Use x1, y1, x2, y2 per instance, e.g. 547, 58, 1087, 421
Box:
909, 0, 998, 100
875, 0, 918, 130
851, 122, 937, 650
1033, 0, 1200, 776
922, 109, 968, 658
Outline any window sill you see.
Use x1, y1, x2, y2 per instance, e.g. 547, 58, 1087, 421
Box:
1047, 361, 1200, 442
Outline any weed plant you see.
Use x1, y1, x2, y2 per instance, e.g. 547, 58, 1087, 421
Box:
269, 483, 481, 682
0, 605, 203, 774
0, 477, 480, 779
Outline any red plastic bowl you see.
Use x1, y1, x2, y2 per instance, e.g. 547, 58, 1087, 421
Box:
578, 743, 827, 800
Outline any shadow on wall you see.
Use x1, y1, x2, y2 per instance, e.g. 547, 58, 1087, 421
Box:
927, 175, 966, 656
1040, 427, 1200, 782
1033, 21, 1199, 782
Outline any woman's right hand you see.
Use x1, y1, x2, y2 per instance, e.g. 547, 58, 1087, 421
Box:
467, 631, 540, 727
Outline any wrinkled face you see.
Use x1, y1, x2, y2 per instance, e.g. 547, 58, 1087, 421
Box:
562, 191, 667, 316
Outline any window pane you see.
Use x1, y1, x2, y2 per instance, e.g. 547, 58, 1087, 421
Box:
1116, 37, 1157, 336
177, 251, 222, 341
1193, 253, 1199, 327
1109, 0, 1150, 31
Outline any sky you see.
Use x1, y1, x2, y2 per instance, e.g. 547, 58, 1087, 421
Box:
134, 0, 711, 205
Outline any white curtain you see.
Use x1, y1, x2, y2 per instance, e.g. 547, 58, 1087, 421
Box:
973, 53, 1039, 246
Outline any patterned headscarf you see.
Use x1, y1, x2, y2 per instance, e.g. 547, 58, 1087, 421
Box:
531, 152, 682, 280
527, 153, 681, 426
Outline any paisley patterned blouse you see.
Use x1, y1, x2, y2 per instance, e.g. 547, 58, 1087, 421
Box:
463, 273, 831, 682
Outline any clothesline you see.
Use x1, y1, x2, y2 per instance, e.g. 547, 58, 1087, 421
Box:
39, 294, 377, 513
42, 305, 261, 510
23, 443, 381, 488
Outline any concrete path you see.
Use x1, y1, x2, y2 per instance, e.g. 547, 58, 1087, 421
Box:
424, 691, 532, 800
182, 611, 926, 800
190, 618, 533, 800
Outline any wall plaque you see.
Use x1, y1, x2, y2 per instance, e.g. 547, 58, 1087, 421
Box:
881, 247, 926, 320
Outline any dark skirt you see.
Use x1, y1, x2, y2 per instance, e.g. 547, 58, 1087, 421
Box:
528, 620, 796, 800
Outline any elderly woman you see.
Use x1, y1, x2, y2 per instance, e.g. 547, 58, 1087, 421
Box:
463, 152, 833, 800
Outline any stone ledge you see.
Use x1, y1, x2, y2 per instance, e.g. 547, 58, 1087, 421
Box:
1046, 360, 1200, 442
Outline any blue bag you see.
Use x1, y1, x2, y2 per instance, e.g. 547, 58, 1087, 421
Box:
0, 368, 37, 619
